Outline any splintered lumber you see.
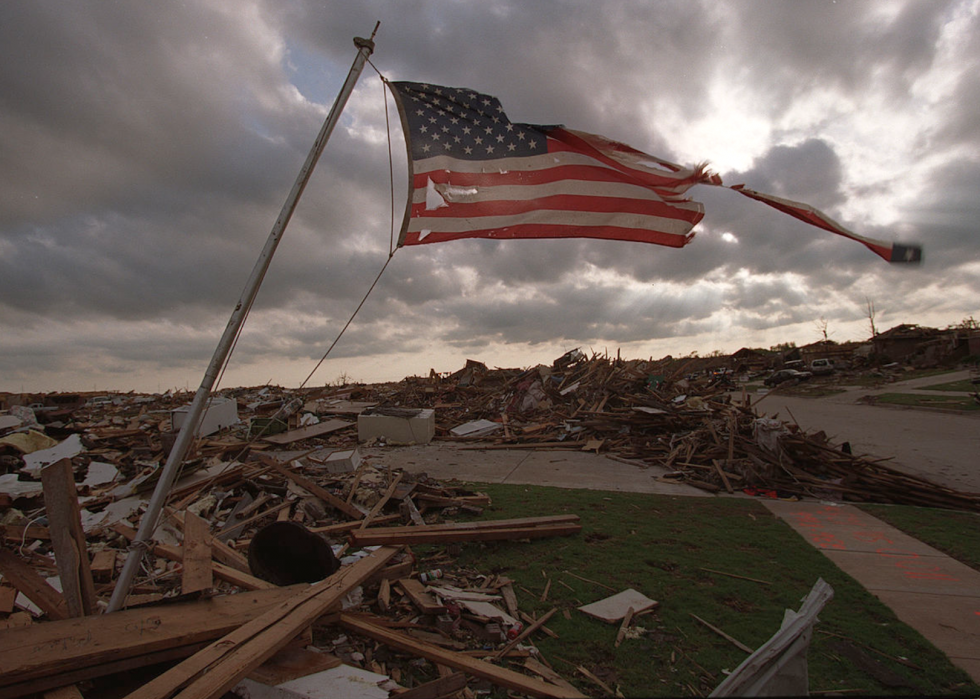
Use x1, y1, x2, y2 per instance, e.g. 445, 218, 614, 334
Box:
124, 546, 401, 699
397, 578, 447, 615
0, 586, 303, 696
0, 585, 17, 613
260, 418, 353, 444
254, 453, 364, 520
0, 548, 69, 621
690, 613, 753, 653
390, 671, 467, 699
181, 511, 213, 595
349, 515, 581, 546
358, 472, 404, 529
41, 458, 97, 617
339, 613, 586, 699
168, 509, 250, 575
112, 523, 273, 591
493, 608, 557, 660
246, 646, 343, 685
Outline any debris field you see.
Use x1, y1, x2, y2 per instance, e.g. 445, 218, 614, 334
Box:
1, 350, 978, 698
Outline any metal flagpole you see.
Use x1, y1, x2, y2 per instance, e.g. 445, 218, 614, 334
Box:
106, 24, 380, 613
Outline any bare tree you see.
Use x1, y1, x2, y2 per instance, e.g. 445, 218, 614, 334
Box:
866, 297, 878, 338
815, 316, 830, 342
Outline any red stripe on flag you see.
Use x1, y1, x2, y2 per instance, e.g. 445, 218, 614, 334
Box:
402, 224, 695, 247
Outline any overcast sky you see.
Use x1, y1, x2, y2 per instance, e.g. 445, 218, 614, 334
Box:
2, 0, 978, 394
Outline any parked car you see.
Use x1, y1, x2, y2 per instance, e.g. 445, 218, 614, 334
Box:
764, 369, 812, 387
809, 358, 836, 375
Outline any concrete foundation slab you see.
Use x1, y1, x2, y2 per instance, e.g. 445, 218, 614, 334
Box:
363, 444, 525, 483
511, 450, 708, 495
363, 443, 709, 496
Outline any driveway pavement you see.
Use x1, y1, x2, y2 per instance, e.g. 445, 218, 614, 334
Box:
361, 378, 980, 682
747, 370, 980, 493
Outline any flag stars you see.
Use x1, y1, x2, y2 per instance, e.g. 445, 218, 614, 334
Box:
395, 82, 543, 161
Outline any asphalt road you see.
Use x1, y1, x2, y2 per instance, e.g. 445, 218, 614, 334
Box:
745, 370, 980, 494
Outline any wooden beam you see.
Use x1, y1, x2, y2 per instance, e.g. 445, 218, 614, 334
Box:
41, 458, 97, 616
358, 472, 403, 530
339, 613, 585, 699
309, 514, 400, 536
351, 522, 581, 547
123, 546, 401, 699
254, 453, 364, 521
396, 578, 447, 615
260, 418, 352, 444
0, 548, 69, 620
0, 587, 301, 692
181, 511, 213, 595
90, 550, 117, 583
391, 671, 467, 699
112, 523, 273, 591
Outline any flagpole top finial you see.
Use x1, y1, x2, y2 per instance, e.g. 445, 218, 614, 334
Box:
354, 22, 380, 53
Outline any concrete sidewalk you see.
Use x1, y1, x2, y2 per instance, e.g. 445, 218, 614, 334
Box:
363, 442, 980, 682
762, 500, 980, 682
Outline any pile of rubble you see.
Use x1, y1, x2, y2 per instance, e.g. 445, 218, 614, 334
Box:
351, 350, 980, 512
1, 349, 979, 697
0, 449, 590, 697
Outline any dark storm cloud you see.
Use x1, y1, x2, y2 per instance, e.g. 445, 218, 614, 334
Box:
1, 0, 977, 391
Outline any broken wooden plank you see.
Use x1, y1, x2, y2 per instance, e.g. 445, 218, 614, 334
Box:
0, 548, 69, 620
614, 607, 635, 648
352, 522, 581, 546
359, 472, 404, 530
124, 546, 401, 699
254, 454, 364, 521
90, 550, 117, 583
339, 613, 585, 699
0, 584, 17, 614
41, 458, 97, 617
350, 515, 581, 546
309, 514, 401, 536
0, 587, 302, 692
0, 523, 51, 542
42, 684, 84, 699
246, 645, 343, 686
112, 523, 273, 591
168, 508, 251, 575
390, 671, 467, 699
523, 658, 579, 696
397, 578, 447, 615
260, 419, 353, 445
493, 608, 556, 660
181, 511, 213, 595
413, 493, 492, 508
712, 459, 735, 494
690, 613, 753, 653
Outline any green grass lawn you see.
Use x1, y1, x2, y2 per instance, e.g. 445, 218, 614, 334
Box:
858, 503, 980, 572
873, 393, 980, 411
416, 484, 979, 697
921, 378, 979, 392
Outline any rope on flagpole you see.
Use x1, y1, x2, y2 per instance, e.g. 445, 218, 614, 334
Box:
297, 249, 396, 390
297, 67, 400, 390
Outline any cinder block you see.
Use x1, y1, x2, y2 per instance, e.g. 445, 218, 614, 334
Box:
357, 408, 435, 445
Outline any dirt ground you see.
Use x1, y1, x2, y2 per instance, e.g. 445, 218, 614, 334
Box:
748, 370, 980, 494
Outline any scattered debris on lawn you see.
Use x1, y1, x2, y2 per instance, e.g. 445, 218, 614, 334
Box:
1, 349, 978, 697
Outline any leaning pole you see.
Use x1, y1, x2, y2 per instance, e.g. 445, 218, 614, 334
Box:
107, 24, 380, 613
